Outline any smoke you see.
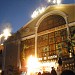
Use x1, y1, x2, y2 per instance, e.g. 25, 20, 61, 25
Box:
0, 22, 12, 40
1, 22, 12, 33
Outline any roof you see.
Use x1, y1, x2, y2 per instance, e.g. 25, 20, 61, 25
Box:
18, 4, 75, 38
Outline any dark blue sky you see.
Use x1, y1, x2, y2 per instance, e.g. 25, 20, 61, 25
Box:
0, 0, 74, 33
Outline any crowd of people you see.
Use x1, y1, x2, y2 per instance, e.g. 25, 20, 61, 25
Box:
38, 67, 75, 75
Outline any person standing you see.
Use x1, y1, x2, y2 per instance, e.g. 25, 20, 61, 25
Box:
51, 67, 57, 75
38, 72, 41, 75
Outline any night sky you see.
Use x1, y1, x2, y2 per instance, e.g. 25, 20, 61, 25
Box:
0, 0, 74, 33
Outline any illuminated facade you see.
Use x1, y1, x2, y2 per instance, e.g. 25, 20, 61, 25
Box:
3, 4, 75, 74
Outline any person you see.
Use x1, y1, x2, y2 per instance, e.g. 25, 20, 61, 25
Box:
38, 72, 41, 75
56, 67, 60, 75
51, 67, 57, 75
61, 70, 75, 75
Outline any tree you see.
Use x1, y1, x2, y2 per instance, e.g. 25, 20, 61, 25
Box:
65, 39, 75, 56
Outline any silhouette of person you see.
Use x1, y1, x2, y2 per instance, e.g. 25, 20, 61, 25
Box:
38, 72, 41, 75
51, 67, 57, 75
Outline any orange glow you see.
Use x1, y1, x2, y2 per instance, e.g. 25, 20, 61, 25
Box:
27, 55, 40, 75
26, 55, 58, 74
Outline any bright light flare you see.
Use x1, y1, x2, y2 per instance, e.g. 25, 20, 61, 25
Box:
0, 69, 2, 73
47, 0, 62, 5
57, 0, 62, 5
53, 0, 56, 4
0, 28, 11, 44
0, 34, 3, 38
3, 28, 11, 40
1, 43, 3, 45
31, 7, 46, 18
47, 0, 51, 2
39, 7, 45, 13
27, 55, 40, 75
31, 10, 39, 18
27, 56, 58, 74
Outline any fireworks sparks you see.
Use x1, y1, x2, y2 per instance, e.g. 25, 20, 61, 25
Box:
3, 28, 11, 40
0, 23, 12, 44
31, 7, 46, 18
0, 28, 11, 40
47, 0, 62, 5
31, 0, 62, 18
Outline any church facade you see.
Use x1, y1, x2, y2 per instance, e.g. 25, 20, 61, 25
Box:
3, 4, 75, 75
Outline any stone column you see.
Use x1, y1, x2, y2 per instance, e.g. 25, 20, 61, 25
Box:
2, 43, 6, 75
17, 40, 21, 69
65, 16, 71, 40
65, 16, 74, 57
35, 26, 38, 58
